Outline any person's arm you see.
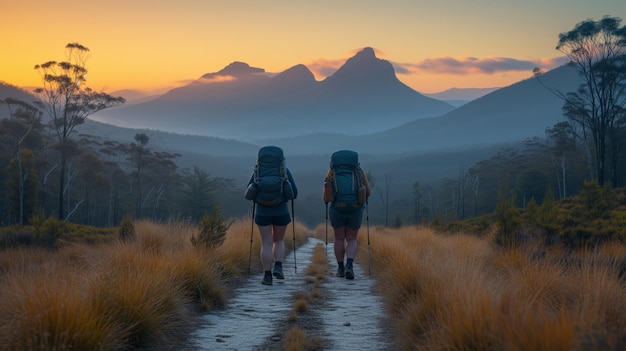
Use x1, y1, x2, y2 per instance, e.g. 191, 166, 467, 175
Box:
324, 169, 332, 182
360, 166, 371, 197
323, 169, 333, 203
287, 168, 298, 199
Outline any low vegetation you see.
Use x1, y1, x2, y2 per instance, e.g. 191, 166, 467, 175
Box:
2, 184, 626, 350
364, 225, 626, 350
0, 218, 309, 350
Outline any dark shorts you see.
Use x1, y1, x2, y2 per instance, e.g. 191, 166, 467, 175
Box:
255, 214, 291, 226
329, 208, 363, 229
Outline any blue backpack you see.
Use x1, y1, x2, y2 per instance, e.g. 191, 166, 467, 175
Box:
328, 150, 366, 213
246, 146, 294, 206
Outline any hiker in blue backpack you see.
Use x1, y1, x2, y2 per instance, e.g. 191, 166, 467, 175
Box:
323, 150, 370, 280
245, 146, 297, 285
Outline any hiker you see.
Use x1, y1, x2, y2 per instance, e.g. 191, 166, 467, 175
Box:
323, 150, 370, 280
245, 146, 297, 285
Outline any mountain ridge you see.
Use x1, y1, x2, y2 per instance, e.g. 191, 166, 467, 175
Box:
2, 48, 583, 158
93, 47, 456, 139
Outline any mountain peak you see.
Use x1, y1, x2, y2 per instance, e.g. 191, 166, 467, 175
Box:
323, 47, 397, 88
201, 61, 265, 79
274, 64, 315, 82
355, 47, 376, 59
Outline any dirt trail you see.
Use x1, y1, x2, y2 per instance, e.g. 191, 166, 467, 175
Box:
186, 238, 394, 350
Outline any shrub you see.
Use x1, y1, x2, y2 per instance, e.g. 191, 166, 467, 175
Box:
191, 205, 232, 250
118, 215, 135, 242
493, 192, 521, 247
34, 216, 63, 248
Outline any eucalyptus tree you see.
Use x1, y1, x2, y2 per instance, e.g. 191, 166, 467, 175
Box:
179, 166, 217, 221
124, 133, 180, 220
537, 17, 626, 186
33, 43, 125, 220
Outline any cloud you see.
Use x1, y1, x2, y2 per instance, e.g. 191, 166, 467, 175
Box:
393, 56, 569, 76
305, 47, 390, 79
306, 57, 346, 78
302, 50, 569, 80
198, 75, 237, 83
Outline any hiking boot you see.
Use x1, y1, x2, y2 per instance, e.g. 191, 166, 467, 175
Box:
273, 263, 284, 279
345, 265, 354, 280
336, 266, 345, 278
262, 274, 273, 285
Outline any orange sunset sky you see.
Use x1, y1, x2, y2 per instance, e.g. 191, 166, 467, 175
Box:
2, 0, 626, 95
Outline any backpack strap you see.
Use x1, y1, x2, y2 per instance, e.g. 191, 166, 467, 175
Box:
354, 165, 363, 187
280, 162, 287, 181
253, 162, 259, 184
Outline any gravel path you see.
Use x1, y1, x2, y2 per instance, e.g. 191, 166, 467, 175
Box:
186, 238, 394, 350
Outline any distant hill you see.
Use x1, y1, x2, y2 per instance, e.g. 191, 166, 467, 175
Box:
368, 64, 581, 152
93, 47, 455, 140
257, 64, 582, 154
423, 87, 500, 107
110, 89, 160, 105
0, 82, 38, 104
76, 119, 259, 158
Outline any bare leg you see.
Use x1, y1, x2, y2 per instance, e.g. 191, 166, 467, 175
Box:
345, 227, 359, 259
258, 225, 274, 271
272, 224, 287, 262
344, 227, 359, 279
333, 226, 347, 263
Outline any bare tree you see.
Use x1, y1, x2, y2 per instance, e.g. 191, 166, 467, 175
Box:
33, 43, 125, 220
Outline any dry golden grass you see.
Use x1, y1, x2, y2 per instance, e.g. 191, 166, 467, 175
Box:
293, 299, 309, 313
0, 218, 306, 350
0, 262, 127, 350
367, 225, 626, 351
0, 247, 57, 277
284, 327, 308, 351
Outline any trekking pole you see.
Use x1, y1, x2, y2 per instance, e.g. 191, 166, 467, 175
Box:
291, 199, 297, 273
366, 198, 371, 275
248, 202, 255, 275
325, 202, 329, 258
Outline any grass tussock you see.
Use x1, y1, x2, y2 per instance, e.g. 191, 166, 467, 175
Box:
281, 243, 328, 351
304, 244, 328, 285
0, 264, 127, 350
0, 218, 290, 350
368, 225, 626, 351
284, 327, 308, 351
293, 299, 309, 313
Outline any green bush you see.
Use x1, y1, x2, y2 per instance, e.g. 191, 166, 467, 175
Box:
118, 215, 135, 242
191, 205, 232, 250
440, 215, 492, 237
493, 192, 521, 247
34, 216, 63, 248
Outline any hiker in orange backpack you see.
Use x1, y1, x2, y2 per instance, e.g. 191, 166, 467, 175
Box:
245, 146, 297, 285
323, 150, 370, 279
